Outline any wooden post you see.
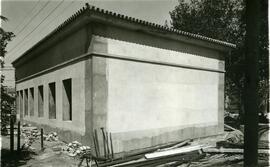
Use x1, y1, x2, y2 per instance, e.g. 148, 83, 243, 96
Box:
110, 133, 114, 159
93, 131, 99, 157
95, 129, 100, 157
100, 128, 107, 158
17, 121, 20, 152
106, 132, 110, 158
41, 128, 44, 150
10, 118, 14, 152
244, 0, 260, 166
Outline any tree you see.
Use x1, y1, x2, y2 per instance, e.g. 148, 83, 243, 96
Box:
0, 16, 14, 64
169, 0, 268, 123
0, 16, 15, 133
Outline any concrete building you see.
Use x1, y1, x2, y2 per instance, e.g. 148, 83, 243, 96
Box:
12, 4, 235, 153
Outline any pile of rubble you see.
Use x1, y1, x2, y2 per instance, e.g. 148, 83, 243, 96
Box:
44, 132, 58, 141
63, 141, 91, 157
224, 127, 244, 146
22, 123, 32, 127
22, 127, 40, 138
21, 126, 40, 149
21, 123, 60, 149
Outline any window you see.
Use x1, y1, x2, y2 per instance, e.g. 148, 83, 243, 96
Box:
29, 87, 34, 116
63, 79, 72, 121
38, 85, 44, 117
49, 82, 56, 119
24, 89, 28, 116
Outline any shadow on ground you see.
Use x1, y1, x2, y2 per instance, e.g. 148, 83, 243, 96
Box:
1, 149, 37, 167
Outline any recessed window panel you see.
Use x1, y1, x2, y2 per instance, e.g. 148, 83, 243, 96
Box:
62, 79, 72, 121
49, 82, 56, 119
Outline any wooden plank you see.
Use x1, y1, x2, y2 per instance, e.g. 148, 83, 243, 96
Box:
114, 151, 205, 167
203, 148, 269, 154
195, 156, 243, 167
145, 145, 205, 159
114, 140, 187, 160
98, 140, 194, 166
93, 132, 99, 157
157, 139, 190, 152
97, 154, 144, 167
95, 129, 100, 157
224, 124, 242, 133
110, 132, 114, 159
150, 152, 205, 167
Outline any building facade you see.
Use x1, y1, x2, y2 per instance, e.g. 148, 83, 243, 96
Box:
13, 5, 235, 153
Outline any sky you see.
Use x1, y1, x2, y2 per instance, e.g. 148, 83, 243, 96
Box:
1, 0, 178, 64
0, 0, 179, 87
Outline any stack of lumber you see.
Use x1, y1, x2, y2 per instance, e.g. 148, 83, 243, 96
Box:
186, 154, 243, 167
90, 125, 269, 167
93, 139, 210, 167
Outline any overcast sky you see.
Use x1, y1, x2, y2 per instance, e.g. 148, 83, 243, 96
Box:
1, 0, 178, 65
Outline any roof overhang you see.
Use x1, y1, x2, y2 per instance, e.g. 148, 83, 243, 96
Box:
12, 4, 236, 67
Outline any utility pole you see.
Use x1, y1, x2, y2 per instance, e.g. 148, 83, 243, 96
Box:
244, 0, 260, 166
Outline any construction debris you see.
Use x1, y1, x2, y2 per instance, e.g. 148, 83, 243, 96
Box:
22, 123, 32, 127
92, 126, 269, 167
120, 140, 192, 159
43, 132, 58, 141
21, 127, 39, 138
202, 147, 269, 154
115, 151, 205, 167
188, 154, 243, 167
224, 124, 244, 145
94, 140, 207, 167
16, 124, 269, 166
21, 127, 60, 150
21, 126, 40, 149
145, 144, 208, 159
157, 139, 191, 152
63, 141, 91, 157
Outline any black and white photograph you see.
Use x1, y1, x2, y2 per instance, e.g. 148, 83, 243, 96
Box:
0, 0, 269, 166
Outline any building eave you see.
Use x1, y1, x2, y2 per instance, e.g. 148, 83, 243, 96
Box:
12, 3, 235, 67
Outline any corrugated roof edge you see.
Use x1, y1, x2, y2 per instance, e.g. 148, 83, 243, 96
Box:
12, 3, 236, 64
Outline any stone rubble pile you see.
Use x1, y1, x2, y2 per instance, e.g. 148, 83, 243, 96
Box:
63, 141, 91, 157
44, 132, 58, 141
22, 123, 32, 127
225, 130, 244, 145
21, 127, 40, 149
22, 127, 39, 138
21, 126, 59, 149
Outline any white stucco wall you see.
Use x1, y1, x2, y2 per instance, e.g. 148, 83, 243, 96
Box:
107, 59, 219, 133
16, 61, 86, 134
90, 35, 224, 134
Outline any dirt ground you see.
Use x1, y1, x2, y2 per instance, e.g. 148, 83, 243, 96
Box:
1, 127, 269, 167
1, 135, 90, 167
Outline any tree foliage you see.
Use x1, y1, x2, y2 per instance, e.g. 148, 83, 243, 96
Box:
1, 15, 15, 133
170, 0, 244, 44
0, 16, 14, 65
169, 0, 268, 119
